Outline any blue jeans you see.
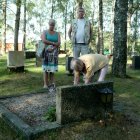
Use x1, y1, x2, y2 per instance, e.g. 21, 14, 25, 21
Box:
73, 44, 89, 58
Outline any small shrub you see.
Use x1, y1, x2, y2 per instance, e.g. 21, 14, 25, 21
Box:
44, 106, 56, 122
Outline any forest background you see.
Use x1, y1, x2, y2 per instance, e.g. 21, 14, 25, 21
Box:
0, 0, 140, 76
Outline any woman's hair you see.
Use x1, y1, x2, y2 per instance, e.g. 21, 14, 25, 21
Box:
71, 58, 83, 71
49, 19, 55, 25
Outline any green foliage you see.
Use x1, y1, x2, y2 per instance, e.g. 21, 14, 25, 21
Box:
43, 106, 56, 122
26, 39, 36, 50
61, 40, 72, 54
0, 13, 3, 29
26, 1, 36, 12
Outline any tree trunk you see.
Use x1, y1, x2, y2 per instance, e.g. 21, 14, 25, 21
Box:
133, 7, 138, 51
127, 0, 133, 53
51, 0, 54, 18
72, 5, 75, 19
23, 0, 26, 51
97, 28, 100, 53
76, 0, 83, 8
110, 0, 115, 54
14, 0, 21, 51
112, 0, 128, 77
64, 4, 67, 51
39, 13, 42, 34
2, 0, 7, 54
97, 0, 104, 54
91, 0, 95, 26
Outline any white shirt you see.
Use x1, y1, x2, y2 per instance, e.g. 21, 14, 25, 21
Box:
75, 19, 85, 43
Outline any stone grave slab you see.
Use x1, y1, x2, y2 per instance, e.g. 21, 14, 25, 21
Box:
56, 81, 113, 124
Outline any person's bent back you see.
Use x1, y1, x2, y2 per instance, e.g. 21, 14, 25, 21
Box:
71, 54, 109, 85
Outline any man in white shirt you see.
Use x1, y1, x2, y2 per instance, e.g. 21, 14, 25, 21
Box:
68, 7, 92, 58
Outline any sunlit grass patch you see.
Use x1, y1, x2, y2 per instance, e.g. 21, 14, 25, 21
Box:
0, 54, 140, 139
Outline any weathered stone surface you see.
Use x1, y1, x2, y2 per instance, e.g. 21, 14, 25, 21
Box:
0, 103, 33, 139
132, 56, 140, 69
56, 81, 113, 124
36, 56, 42, 67
7, 51, 24, 67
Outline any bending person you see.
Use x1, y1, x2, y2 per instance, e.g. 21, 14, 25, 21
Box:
71, 54, 111, 85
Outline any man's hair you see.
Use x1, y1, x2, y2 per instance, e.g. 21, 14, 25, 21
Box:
71, 58, 83, 71
77, 7, 85, 12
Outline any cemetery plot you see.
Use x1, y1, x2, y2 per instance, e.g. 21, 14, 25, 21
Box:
0, 92, 56, 127
0, 81, 114, 139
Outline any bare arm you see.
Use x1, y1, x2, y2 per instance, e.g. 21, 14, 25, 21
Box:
84, 66, 94, 84
74, 71, 80, 85
84, 78, 91, 84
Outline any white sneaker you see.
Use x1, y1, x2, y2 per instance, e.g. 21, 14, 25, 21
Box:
48, 83, 56, 93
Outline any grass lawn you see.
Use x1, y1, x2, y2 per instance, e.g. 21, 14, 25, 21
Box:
0, 54, 140, 140
0, 55, 73, 97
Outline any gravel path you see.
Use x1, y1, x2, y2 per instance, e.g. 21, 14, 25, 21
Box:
0, 91, 56, 127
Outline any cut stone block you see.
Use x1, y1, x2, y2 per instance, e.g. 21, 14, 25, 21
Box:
25, 51, 36, 59
66, 57, 73, 74
36, 56, 42, 67
132, 56, 140, 69
7, 51, 24, 72
7, 51, 24, 67
56, 81, 113, 125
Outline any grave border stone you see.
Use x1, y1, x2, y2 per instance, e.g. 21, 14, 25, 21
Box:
0, 81, 113, 139
56, 81, 113, 125
0, 90, 61, 140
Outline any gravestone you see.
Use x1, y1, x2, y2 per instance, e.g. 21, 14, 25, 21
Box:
35, 40, 44, 67
66, 56, 73, 74
35, 56, 42, 67
7, 51, 24, 72
25, 51, 36, 59
132, 56, 140, 69
56, 81, 113, 125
